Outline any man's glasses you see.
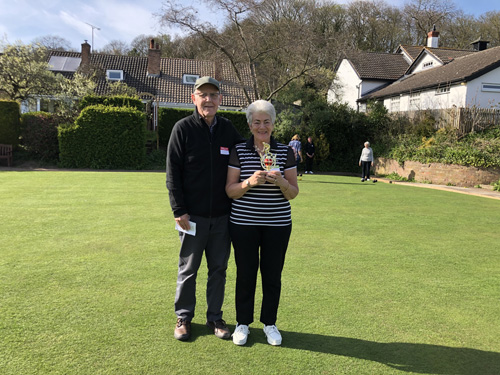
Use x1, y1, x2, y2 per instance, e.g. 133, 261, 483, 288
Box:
194, 92, 220, 100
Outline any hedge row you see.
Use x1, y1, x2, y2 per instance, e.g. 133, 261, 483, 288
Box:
157, 107, 249, 149
20, 112, 61, 161
0, 100, 20, 147
79, 95, 144, 112
59, 105, 146, 169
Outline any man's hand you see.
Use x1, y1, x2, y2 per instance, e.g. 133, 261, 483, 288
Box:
175, 214, 191, 231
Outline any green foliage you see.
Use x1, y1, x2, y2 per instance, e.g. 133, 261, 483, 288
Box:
20, 112, 61, 161
493, 179, 500, 192
58, 105, 146, 169
0, 43, 59, 101
386, 125, 500, 168
0, 100, 20, 146
157, 107, 248, 149
79, 95, 144, 111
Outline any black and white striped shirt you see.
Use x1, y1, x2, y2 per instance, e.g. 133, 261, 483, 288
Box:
228, 137, 296, 226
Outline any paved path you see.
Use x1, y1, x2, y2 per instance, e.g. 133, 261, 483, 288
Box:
375, 178, 500, 201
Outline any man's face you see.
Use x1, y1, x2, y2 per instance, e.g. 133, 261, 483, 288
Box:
191, 84, 221, 122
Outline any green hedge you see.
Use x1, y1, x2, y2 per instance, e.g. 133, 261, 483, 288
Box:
79, 95, 144, 112
20, 112, 61, 161
0, 100, 20, 147
58, 105, 146, 169
157, 108, 249, 149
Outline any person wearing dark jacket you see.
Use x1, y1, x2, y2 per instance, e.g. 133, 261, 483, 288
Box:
166, 76, 243, 341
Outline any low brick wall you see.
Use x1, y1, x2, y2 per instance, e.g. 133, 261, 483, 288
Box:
375, 158, 500, 187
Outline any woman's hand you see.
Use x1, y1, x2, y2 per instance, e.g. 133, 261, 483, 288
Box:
248, 170, 268, 187
266, 171, 287, 188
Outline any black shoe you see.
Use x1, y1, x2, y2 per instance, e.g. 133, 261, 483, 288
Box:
206, 319, 231, 339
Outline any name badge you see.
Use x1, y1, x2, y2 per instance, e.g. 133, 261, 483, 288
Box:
220, 147, 229, 155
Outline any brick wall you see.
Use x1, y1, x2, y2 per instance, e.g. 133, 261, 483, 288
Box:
375, 158, 500, 187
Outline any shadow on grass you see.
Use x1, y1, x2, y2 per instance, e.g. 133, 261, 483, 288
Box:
280, 332, 499, 374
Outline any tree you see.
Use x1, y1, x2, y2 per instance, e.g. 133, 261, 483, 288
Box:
402, 0, 457, 45
478, 11, 500, 47
0, 43, 59, 101
98, 40, 131, 55
31, 35, 72, 51
156, 0, 326, 102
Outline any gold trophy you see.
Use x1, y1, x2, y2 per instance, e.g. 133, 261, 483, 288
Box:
259, 142, 279, 171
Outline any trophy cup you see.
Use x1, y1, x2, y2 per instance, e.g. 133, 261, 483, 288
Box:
259, 142, 279, 172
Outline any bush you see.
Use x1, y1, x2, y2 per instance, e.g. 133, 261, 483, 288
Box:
79, 95, 144, 111
58, 105, 146, 169
0, 100, 20, 147
20, 112, 60, 161
157, 108, 248, 150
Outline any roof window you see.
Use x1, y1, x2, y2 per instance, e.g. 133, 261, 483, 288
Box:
183, 74, 200, 84
107, 70, 124, 81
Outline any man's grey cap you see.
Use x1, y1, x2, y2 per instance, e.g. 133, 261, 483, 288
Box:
194, 76, 220, 91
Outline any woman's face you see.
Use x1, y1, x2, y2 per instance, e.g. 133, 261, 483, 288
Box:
249, 112, 274, 143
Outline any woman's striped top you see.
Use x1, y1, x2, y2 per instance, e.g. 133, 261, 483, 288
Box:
228, 137, 296, 226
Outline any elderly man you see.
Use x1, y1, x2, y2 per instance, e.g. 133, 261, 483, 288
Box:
166, 76, 243, 341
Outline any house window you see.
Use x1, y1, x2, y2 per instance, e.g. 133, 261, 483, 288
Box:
107, 70, 124, 81
481, 83, 500, 93
436, 86, 450, 95
390, 97, 400, 112
409, 93, 420, 111
183, 74, 200, 84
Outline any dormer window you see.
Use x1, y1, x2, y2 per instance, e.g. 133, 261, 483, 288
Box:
183, 74, 200, 85
107, 70, 124, 81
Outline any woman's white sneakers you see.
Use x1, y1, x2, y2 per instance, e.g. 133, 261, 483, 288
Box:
232, 324, 249, 345
263, 325, 282, 346
232, 324, 282, 346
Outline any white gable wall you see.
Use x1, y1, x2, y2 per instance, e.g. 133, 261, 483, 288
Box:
410, 53, 443, 74
328, 59, 361, 110
329, 59, 392, 111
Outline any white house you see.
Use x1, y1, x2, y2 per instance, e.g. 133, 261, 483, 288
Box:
329, 28, 500, 114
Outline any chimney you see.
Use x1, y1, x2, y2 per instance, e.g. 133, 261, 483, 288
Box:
147, 38, 161, 77
471, 37, 489, 51
427, 25, 439, 48
80, 40, 91, 74
214, 61, 222, 82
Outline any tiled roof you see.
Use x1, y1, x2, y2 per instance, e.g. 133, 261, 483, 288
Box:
48, 50, 255, 109
341, 51, 409, 80
398, 45, 424, 61
362, 46, 500, 100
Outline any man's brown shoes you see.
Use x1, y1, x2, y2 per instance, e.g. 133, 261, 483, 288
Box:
206, 319, 231, 339
174, 318, 191, 341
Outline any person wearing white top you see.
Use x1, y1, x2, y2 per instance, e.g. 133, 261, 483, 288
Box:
359, 141, 374, 182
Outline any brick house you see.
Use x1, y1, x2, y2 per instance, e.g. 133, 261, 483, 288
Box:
23, 39, 255, 113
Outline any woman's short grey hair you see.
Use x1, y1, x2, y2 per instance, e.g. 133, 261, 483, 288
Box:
364, 141, 370, 146
246, 100, 276, 124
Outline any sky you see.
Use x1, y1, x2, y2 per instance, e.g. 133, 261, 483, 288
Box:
0, 0, 498, 52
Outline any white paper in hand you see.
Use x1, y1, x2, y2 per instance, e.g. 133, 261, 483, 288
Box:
175, 221, 196, 236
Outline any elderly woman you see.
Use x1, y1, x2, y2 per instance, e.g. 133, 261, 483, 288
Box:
359, 141, 374, 182
226, 100, 299, 346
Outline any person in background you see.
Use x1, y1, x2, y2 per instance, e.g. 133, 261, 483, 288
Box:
288, 134, 302, 176
166, 76, 242, 341
359, 141, 374, 182
226, 100, 299, 346
304, 136, 315, 174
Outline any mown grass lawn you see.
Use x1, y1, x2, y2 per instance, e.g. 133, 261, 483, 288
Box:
0, 171, 499, 375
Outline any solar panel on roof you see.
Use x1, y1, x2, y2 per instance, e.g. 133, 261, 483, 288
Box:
48, 56, 81, 72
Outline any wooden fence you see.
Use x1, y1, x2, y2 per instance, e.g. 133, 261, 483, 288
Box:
393, 107, 500, 136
